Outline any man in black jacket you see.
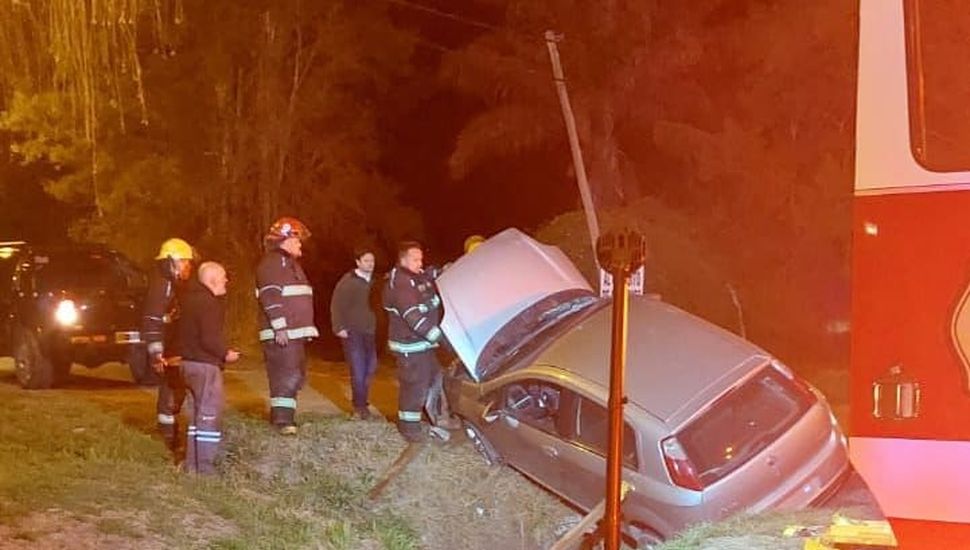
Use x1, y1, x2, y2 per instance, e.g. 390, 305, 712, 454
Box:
178, 261, 239, 474
255, 217, 318, 435
330, 247, 378, 420
142, 238, 194, 451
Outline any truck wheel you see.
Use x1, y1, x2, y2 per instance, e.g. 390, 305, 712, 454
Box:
127, 344, 159, 386
14, 328, 55, 389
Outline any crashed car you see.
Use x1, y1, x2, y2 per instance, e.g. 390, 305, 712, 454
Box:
439, 229, 858, 546
0, 244, 151, 388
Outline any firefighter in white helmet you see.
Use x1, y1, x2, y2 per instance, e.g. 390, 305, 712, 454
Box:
255, 217, 318, 435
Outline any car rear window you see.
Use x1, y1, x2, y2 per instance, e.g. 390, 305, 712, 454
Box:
676, 366, 815, 487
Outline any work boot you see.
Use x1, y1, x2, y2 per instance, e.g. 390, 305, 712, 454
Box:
279, 425, 298, 436
354, 407, 372, 421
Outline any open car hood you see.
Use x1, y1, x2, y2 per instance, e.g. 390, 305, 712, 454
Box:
437, 228, 594, 382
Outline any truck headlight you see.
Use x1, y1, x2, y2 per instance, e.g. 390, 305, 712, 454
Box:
54, 299, 79, 326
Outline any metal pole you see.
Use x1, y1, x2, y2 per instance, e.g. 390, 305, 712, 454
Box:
596, 229, 645, 550
604, 264, 630, 550
544, 30, 600, 251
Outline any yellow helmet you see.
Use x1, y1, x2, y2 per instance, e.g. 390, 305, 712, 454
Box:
156, 238, 195, 261
464, 234, 486, 254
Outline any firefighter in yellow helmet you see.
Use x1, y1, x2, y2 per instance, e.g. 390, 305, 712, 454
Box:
142, 238, 195, 457
463, 234, 486, 254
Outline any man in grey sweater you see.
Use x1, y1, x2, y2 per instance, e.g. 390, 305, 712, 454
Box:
330, 247, 378, 419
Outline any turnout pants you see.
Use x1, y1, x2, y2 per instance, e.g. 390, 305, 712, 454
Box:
395, 350, 440, 440
181, 360, 224, 475
341, 331, 378, 410
156, 360, 187, 445
262, 340, 307, 427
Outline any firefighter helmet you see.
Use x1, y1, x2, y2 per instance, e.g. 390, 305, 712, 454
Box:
156, 238, 195, 261
266, 217, 311, 241
464, 234, 486, 254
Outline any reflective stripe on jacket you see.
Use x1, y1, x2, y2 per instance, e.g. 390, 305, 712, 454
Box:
383, 267, 443, 355
255, 249, 319, 342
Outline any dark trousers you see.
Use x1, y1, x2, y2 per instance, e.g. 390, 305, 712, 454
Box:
341, 331, 377, 409
395, 350, 440, 438
181, 360, 224, 475
262, 339, 307, 426
156, 362, 187, 441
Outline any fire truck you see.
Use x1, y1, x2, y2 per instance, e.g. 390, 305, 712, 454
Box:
852, 0, 970, 544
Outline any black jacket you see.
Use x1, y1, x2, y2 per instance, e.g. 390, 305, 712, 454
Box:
178, 280, 228, 366
330, 270, 377, 335
141, 261, 181, 357
255, 248, 319, 342
382, 266, 443, 355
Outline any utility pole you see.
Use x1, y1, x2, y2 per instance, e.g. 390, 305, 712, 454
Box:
545, 30, 600, 254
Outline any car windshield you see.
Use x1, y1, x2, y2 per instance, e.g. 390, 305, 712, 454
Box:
475, 290, 602, 378
34, 252, 145, 292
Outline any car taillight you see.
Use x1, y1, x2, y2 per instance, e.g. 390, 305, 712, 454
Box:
661, 435, 704, 491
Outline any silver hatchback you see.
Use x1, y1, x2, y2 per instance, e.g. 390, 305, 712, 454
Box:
437, 229, 855, 545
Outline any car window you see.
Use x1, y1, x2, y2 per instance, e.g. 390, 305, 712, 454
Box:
34, 252, 140, 292
574, 397, 639, 470
503, 380, 569, 436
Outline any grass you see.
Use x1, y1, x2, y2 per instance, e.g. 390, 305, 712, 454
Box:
0, 377, 572, 549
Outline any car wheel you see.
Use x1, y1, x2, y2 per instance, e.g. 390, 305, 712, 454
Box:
126, 344, 159, 386
13, 328, 55, 389
625, 522, 663, 549
462, 419, 503, 466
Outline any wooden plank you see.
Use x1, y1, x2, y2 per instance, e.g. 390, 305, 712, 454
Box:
366, 442, 426, 501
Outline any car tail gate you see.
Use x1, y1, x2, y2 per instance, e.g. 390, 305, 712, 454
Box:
661, 364, 847, 509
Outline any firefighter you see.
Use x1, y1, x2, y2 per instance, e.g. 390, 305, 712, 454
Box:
255, 217, 318, 435
143, 237, 195, 452
383, 241, 450, 443
463, 234, 485, 254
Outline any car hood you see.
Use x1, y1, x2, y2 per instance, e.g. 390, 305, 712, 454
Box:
437, 228, 595, 382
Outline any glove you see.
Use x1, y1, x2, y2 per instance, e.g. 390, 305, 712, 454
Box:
274, 330, 289, 347
150, 353, 167, 374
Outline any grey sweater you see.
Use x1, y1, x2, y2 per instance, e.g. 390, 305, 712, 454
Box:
330, 270, 377, 335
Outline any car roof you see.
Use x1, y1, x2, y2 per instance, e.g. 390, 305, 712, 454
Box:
533, 297, 766, 423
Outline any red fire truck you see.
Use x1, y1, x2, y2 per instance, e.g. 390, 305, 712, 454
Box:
852, 0, 970, 544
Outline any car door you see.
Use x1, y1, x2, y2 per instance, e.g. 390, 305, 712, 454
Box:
553, 394, 641, 511
479, 377, 577, 493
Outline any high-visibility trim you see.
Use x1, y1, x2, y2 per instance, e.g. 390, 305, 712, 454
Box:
147, 342, 164, 355
388, 340, 437, 354
398, 410, 422, 422
426, 326, 442, 343
414, 317, 427, 331
281, 284, 313, 297
384, 306, 401, 316
270, 397, 297, 409
270, 317, 288, 330
403, 304, 428, 318
258, 326, 320, 341
196, 430, 222, 438
265, 304, 283, 310
430, 295, 441, 309
256, 285, 283, 297
195, 436, 222, 443
157, 413, 176, 425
